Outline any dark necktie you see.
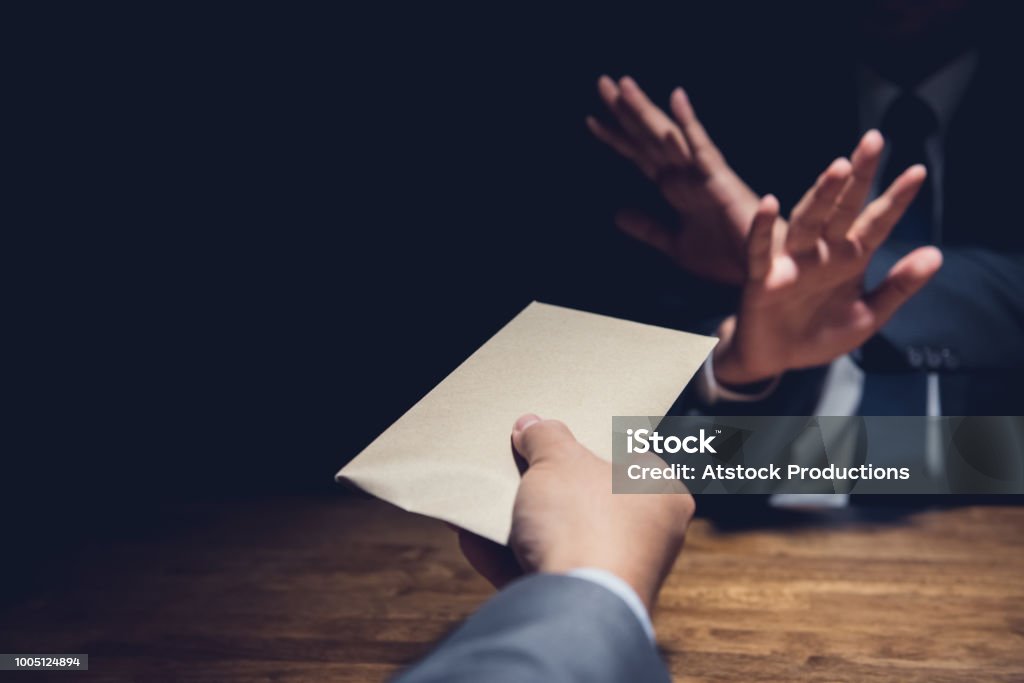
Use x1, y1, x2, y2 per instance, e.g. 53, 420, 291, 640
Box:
857, 93, 938, 418
878, 92, 938, 243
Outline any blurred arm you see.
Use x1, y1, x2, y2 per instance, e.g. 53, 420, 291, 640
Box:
395, 573, 668, 683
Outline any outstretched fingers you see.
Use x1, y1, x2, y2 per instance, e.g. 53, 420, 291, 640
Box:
617, 76, 690, 166
850, 165, 927, 251
669, 87, 722, 174
825, 130, 885, 241
787, 157, 852, 252
590, 75, 689, 177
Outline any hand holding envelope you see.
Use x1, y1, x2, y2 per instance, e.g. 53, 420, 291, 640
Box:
336, 302, 716, 544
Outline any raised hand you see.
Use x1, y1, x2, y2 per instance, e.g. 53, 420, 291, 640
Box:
712, 131, 943, 386
587, 76, 766, 284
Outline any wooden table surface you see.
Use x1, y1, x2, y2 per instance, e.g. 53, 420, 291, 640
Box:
2, 495, 1023, 682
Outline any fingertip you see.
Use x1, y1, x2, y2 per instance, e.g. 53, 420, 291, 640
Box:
759, 193, 779, 214
513, 413, 541, 434
917, 245, 943, 273
511, 413, 541, 459
514, 418, 577, 462
893, 246, 943, 287
620, 75, 636, 90
890, 164, 927, 194
829, 156, 852, 176
597, 75, 618, 98
862, 129, 884, 152
668, 88, 690, 122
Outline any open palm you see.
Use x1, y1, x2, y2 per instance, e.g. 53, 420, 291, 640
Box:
587, 76, 764, 284
713, 132, 943, 386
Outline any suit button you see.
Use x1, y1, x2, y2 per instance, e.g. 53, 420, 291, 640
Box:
925, 347, 943, 370
942, 347, 960, 370
907, 346, 924, 369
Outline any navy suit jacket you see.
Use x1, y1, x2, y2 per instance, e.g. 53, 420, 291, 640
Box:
668, 48, 1024, 418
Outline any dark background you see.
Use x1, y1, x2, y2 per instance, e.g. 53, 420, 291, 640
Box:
6, 3, 1018, 599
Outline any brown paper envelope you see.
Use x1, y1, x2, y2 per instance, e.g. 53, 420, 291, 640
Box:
336, 301, 717, 544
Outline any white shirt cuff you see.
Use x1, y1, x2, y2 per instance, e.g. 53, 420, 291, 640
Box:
696, 352, 780, 404
565, 568, 654, 642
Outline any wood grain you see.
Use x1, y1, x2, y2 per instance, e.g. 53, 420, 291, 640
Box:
1, 495, 1022, 682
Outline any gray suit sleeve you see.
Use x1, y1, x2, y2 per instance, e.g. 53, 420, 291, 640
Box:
393, 573, 670, 683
